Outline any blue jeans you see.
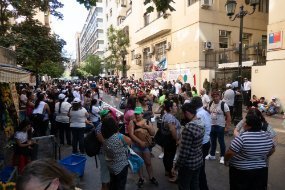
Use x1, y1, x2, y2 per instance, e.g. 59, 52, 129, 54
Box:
178, 166, 201, 190
210, 125, 226, 157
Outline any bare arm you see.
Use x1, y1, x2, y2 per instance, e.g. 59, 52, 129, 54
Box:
225, 111, 231, 130
224, 149, 236, 166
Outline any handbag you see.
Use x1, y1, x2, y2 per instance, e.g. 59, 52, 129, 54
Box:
127, 146, 144, 173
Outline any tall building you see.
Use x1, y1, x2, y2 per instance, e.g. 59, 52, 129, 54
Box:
79, 1, 105, 62
75, 32, 81, 65
252, 0, 285, 107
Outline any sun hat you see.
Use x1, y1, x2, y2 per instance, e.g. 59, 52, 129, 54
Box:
134, 107, 144, 114
226, 84, 232, 88
58, 94, 66, 100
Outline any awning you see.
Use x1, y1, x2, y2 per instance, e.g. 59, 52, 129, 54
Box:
218, 60, 256, 69
0, 63, 32, 83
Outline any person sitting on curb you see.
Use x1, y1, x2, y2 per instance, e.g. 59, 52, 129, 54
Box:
266, 97, 281, 116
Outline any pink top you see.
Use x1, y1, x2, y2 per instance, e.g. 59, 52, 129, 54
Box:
124, 110, 134, 134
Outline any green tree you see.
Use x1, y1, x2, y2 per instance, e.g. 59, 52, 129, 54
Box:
106, 25, 130, 77
39, 60, 65, 78
144, 0, 176, 14
82, 54, 103, 76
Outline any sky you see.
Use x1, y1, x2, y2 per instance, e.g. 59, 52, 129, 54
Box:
51, 0, 89, 59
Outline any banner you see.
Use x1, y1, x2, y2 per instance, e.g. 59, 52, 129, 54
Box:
143, 71, 166, 81
168, 69, 191, 83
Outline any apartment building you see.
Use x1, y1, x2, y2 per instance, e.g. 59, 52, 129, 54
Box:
79, 0, 105, 62
252, 0, 285, 107
116, 0, 268, 90
75, 32, 81, 65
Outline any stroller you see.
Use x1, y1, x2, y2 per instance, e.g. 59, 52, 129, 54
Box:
119, 96, 127, 109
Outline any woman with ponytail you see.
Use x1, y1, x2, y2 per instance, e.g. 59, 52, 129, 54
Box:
55, 94, 72, 145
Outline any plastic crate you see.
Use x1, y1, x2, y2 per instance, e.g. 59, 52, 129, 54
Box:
0, 166, 16, 183
59, 154, 87, 177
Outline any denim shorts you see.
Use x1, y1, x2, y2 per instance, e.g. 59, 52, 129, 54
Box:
132, 144, 150, 153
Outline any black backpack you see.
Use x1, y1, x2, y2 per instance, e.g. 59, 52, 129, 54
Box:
84, 128, 101, 157
209, 101, 226, 116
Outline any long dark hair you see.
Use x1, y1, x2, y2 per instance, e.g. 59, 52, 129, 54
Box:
72, 102, 81, 111
125, 97, 136, 112
35, 93, 44, 109
246, 108, 268, 131
58, 98, 64, 113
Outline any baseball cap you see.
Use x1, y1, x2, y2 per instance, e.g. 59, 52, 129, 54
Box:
99, 109, 110, 117
271, 97, 276, 100
72, 98, 81, 103
134, 107, 144, 114
58, 94, 66, 100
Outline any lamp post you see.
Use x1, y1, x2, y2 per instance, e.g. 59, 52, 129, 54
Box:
225, 0, 259, 124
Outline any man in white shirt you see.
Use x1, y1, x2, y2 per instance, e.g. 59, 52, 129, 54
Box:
222, 84, 235, 119
174, 80, 181, 94
200, 88, 211, 108
243, 78, 251, 107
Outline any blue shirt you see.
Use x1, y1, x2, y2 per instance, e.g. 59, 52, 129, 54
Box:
196, 107, 211, 144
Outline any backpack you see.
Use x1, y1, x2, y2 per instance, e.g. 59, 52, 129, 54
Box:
84, 128, 101, 157
209, 101, 226, 116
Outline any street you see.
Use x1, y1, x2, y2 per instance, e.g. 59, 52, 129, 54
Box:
65, 92, 285, 190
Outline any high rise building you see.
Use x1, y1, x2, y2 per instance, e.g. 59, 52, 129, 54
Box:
79, 1, 105, 62
75, 32, 81, 65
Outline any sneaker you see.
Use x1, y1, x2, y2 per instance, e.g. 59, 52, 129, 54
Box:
137, 178, 144, 188
158, 153, 164, 159
220, 156, 225, 164
205, 154, 216, 160
150, 177, 159, 186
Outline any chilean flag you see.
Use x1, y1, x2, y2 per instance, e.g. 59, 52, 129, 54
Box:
269, 32, 281, 44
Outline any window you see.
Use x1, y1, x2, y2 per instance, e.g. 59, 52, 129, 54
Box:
106, 14, 108, 21
261, 35, 267, 48
110, 9, 112, 17
157, 11, 163, 18
258, 0, 269, 13
131, 50, 135, 60
188, 0, 198, 6
155, 41, 166, 62
121, 0, 127, 7
219, 30, 231, 49
144, 13, 150, 26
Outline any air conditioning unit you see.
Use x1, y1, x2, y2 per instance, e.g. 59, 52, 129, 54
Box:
165, 42, 171, 50
219, 30, 227, 37
201, 0, 213, 9
204, 41, 213, 50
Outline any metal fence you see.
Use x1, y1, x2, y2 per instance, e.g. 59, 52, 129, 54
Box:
204, 43, 266, 69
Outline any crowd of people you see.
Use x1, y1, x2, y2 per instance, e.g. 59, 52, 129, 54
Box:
15, 76, 278, 190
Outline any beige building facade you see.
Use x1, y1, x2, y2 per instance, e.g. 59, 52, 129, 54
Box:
121, 0, 268, 88
252, 0, 285, 110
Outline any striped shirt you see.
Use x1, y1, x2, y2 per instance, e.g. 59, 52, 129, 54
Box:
229, 131, 274, 170
175, 119, 205, 170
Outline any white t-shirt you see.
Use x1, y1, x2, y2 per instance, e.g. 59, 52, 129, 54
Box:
208, 100, 230, 127
55, 101, 72, 123
33, 101, 49, 120
73, 90, 81, 99
69, 108, 88, 128
174, 82, 181, 94
20, 94, 27, 105
243, 81, 251, 91
223, 89, 235, 106
15, 131, 28, 144
90, 105, 100, 123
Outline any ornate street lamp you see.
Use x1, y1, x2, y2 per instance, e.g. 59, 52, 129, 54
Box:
225, 0, 260, 124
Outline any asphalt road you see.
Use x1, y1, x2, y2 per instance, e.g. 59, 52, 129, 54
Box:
62, 92, 285, 190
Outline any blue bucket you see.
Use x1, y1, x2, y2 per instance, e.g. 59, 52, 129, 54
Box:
59, 154, 87, 177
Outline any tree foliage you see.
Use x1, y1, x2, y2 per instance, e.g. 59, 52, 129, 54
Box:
144, 0, 176, 14
106, 25, 130, 76
38, 60, 65, 78
71, 55, 102, 78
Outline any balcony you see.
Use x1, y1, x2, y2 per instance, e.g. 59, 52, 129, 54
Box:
135, 16, 172, 45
